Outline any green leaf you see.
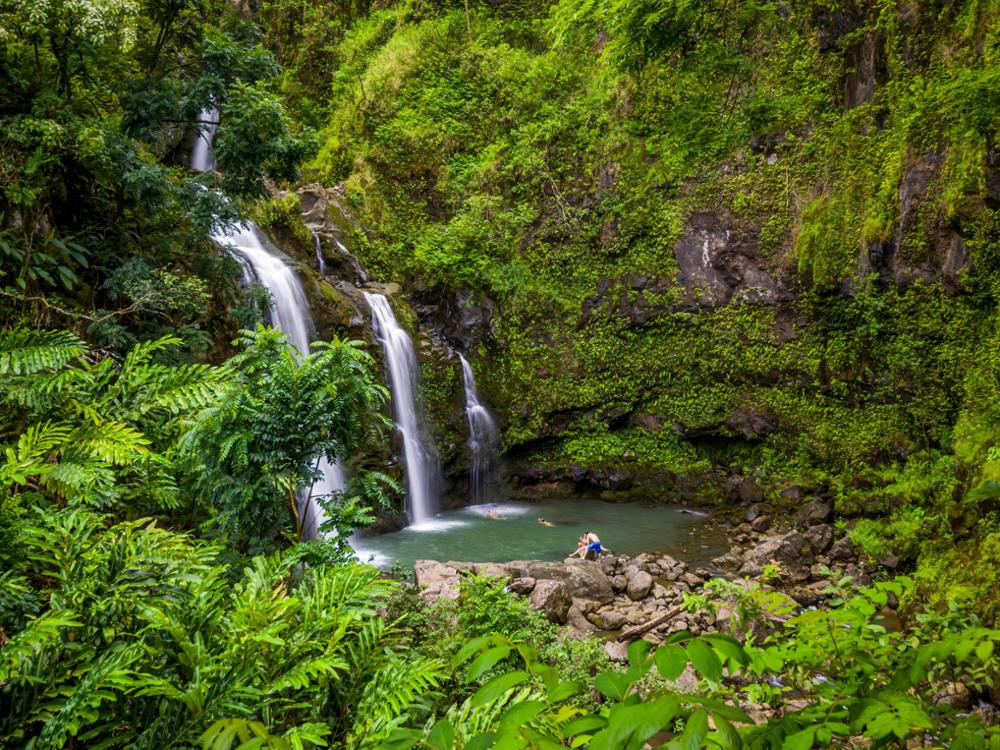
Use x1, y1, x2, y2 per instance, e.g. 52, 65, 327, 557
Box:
467, 645, 512, 681
594, 671, 632, 700
472, 671, 529, 706
499, 700, 545, 732
680, 709, 709, 750
380, 729, 419, 750
682, 695, 753, 724
782, 727, 816, 750
547, 680, 581, 702
687, 639, 723, 684
627, 640, 652, 666
427, 719, 454, 750
702, 633, 748, 667
655, 644, 689, 681
563, 717, 607, 737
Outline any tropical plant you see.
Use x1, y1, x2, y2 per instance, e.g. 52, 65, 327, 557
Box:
181, 325, 392, 550
383, 578, 1000, 750
0, 508, 446, 749
0, 328, 229, 519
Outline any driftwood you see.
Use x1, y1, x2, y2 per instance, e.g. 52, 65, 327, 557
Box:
616, 605, 684, 642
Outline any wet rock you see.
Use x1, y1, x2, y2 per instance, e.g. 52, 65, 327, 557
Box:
682, 572, 705, 588
604, 640, 629, 662
933, 682, 972, 711
726, 409, 778, 440
878, 554, 902, 570
673, 212, 786, 309
780, 485, 804, 501
829, 537, 856, 562
506, 560, 614, 604
745, 503, 763, 522
739, 531, 813, 581
626, 569, 654, 600
844, 563, 872, 587
790, 582, 828, 607
564, 605, 598, 636
804, 524, 834, 553
530, 580, 572, 624
508, 577, 536, 595
751, 515, 772, 533
588, 608, 627, 631
712, 552, 742, 570
797, 500, 833, 527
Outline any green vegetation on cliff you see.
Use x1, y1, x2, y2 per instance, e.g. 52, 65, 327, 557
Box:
2, 0, 1000, 746
286, 0, 1000, 613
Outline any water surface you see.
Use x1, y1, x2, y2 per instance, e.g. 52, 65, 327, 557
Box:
352, 498, 726, 571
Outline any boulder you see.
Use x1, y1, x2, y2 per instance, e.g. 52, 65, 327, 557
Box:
508, 577, 536, 595
682, 572, 705, 588
829, 537, 856, 562
604, 640, 630, 662
572, 598, 601, 616
739, 531, 813, 582
804, 524, 834, 553
751, 515, 772, 533
625, 569, 654, 600
610, 575, 627, 593
588, 608, 627, 631
529, 580, 572, 624
564, 605, 598, 637
797, 500, 833, 527
414, 560, 460, 589
506, 560, 614, 604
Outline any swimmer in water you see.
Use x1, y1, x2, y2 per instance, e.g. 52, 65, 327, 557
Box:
486, 506, 501, 520
537, 517, 555, 527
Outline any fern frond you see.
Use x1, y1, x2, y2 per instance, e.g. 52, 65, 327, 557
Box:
0, 609, 82, 683
0, 328, 86, 376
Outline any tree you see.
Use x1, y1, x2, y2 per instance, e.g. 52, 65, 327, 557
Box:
182, 326, 391, 551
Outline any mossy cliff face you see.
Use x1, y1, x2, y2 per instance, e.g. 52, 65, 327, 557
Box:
262, 1, 1000, 610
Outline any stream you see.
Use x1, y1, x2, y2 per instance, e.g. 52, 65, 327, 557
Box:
352, 498, 727, 571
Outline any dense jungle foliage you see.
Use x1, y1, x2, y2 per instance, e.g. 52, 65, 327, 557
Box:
2, 0, 1000, 747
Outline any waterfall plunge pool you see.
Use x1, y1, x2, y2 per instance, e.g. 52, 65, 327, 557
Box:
351, 498, 727, 572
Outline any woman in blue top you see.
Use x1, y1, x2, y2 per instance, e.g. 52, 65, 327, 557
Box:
572, 531, 603, 560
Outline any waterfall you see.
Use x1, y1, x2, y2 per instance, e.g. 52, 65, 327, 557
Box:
193, 115, 346, 538
459, 354, 499, 503
363, 292, 439, 524
313, 231, 326, 275
191, 107, 218, 172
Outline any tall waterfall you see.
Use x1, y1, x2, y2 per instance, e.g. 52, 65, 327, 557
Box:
193, 116, 346, 538
191, 107, 218, 172
363, 292, 439, 523
458, 354, 499, 503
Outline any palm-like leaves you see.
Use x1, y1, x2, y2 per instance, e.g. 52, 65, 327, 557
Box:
0, 328, 230, 511
0, 509, 446, 748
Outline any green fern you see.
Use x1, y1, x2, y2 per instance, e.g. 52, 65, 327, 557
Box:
0, 329, 86, 376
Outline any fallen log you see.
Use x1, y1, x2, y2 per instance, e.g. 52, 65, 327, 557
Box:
616, 605, 684, 642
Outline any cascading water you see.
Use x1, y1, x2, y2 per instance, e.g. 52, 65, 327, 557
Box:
192, 114, 346, 537
458, 354, 499, 503
363, 292, 440, 524
191, 107, 218, 172
312, 231, 326, 275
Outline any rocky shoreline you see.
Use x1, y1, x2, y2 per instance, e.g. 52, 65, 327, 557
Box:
413, 499, 876, 659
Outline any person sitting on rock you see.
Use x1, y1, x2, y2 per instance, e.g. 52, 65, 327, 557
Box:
572, 531, 603, 560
